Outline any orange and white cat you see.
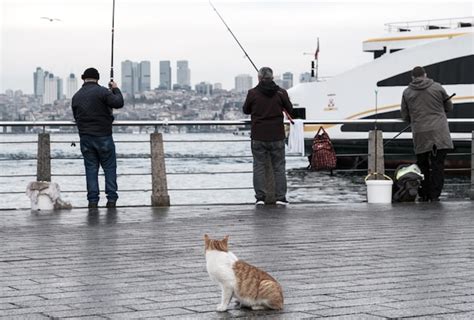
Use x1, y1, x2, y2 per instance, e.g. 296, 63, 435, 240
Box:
204, 234, 284, 312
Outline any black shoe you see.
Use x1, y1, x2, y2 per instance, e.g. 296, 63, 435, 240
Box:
88, 202, 98, 209
430, 197, 440, 202
106, 201, 116, 208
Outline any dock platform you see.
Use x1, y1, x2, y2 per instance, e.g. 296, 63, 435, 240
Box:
1, 202, 474, 319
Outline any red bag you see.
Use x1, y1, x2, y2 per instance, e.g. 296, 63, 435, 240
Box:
309, 126, 337, 171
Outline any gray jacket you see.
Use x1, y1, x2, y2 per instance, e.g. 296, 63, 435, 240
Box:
400, 77, 453, 154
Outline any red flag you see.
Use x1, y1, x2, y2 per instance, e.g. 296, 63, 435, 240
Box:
314, 38, 320, 60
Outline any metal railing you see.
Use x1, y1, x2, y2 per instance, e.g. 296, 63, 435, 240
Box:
0, 120, 472, 209
385, 16, 474, 32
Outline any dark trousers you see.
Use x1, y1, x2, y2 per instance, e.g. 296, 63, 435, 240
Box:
80, 135, 118, 203
251, 139, 287, 201
416, 148, 448, 200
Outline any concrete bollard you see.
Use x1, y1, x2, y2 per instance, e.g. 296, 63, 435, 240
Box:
367, 130, 385, 180
150, 132, 170, 207
264, 156, 276, 204
37, 133, 51, 182
471, 131, 474, 200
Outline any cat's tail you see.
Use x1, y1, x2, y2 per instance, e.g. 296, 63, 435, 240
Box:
259, 280, 284, 310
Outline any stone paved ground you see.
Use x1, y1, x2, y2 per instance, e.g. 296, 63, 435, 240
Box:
1, 201, 474, 319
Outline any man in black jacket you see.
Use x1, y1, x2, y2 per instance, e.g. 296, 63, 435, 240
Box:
243, 67, 293, 206
72, 68, 124, 208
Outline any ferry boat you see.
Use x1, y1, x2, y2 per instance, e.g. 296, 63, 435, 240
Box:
288, 17, 474, 168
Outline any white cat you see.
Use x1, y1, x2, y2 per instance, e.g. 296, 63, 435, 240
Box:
204, 234, 284, 312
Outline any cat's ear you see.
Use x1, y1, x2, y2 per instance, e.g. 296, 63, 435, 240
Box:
223, 235, 229, 244
204, 234, 210, 245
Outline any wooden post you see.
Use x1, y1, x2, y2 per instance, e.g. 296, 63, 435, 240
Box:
264, 156, 276, 204
471, 131, 474, 200
368, 130, 384, 180
150, 133, 170, 206
37, 133, 51, 182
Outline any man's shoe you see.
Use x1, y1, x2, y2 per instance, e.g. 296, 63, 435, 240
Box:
88, 202, 98, 208
430, 197, 440, 202
106, 201, 116, 208
255, 200, 265, 206
276, 199, 289, 206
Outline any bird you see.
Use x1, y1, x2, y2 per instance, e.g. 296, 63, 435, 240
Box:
41, 17, 61, 22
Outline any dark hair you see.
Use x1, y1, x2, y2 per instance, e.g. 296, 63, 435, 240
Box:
411, 66, 426, 78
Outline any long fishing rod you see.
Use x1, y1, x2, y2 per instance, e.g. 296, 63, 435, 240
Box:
110, 0, 116, 84
209, 1, 294, 124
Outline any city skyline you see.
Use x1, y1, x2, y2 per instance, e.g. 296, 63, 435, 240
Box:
1, 1, 472, 93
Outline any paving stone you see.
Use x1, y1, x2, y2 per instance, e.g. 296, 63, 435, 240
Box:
0, 202, 473, 319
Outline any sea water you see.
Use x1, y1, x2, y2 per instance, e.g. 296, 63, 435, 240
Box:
0, 133, 469, 209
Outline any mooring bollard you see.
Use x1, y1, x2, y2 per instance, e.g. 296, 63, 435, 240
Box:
37, 133, 51, 182
264, 156, 276, 204
471, 131, 474, 200
367, 130, 385, 179
150, 132, 170, 207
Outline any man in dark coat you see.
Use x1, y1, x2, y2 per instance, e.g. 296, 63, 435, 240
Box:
401, 66, 453, 202
72, 68, 124, 208
242, 67, 293, 205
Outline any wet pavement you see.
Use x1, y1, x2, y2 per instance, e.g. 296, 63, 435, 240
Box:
1, 201, 474, 319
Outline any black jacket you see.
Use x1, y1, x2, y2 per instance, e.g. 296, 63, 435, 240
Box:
242, 80, 293, 141
72, 82, 124, 136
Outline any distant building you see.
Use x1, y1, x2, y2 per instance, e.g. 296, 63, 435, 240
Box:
299, 72, 312, 83
159, 61, 172, 90
33, 67, 46, 97
44, 73, 58, 105
176, 60, 191, 90
282, 72, 293, 89
234, 74, 253, 93
213, 83, 223, 90
138, 61, 151, 92
66, 73, 78, 99
195, 82, 213, 95
121, 60, 137, 94
57, 77, 63, 100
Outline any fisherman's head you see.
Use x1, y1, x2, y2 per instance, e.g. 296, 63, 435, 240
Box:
81, 67, 100, 83
258, 67, 273, 82
411, 66, 426, 79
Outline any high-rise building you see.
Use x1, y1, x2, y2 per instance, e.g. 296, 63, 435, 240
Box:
176, 60, 191, 89
282, 72, 294, 89
43, 73, 58, 105
195, 82, 213, 95
122, 60, 151, 94
138, 61, 151, 92
66, 73, 78, 99
122, 60, 137, 95
159, 61, 172, 90
33, 67, 45, 97
234, 74, 253, 93
57, 77, 63, 100
213, 83, 223, 90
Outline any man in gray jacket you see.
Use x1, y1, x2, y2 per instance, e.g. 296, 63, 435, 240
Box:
401, 66, 453, 202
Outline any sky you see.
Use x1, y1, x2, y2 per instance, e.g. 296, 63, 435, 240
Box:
0, 0, 472, 93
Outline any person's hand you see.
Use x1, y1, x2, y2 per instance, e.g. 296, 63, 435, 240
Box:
108, 81, 118, 89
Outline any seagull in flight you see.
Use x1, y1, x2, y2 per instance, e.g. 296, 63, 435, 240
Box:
41, 17, 61, 22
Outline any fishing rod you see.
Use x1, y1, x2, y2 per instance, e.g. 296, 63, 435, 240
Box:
209, 1, 294, 124
110, 0, 116, 84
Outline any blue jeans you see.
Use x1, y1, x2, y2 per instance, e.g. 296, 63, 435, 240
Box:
251, 139, 287, 201
80, 135, 118, 203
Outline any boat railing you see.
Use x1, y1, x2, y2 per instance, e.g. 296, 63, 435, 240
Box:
0, 120, 473, 208
385, 16, 474, 33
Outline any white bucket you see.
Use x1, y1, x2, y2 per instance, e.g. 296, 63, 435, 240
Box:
36, 194, 54, 210
365, 174, 393, 204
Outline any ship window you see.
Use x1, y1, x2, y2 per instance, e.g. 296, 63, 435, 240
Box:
377, 55, 474, 86
341, 103, 474, 133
